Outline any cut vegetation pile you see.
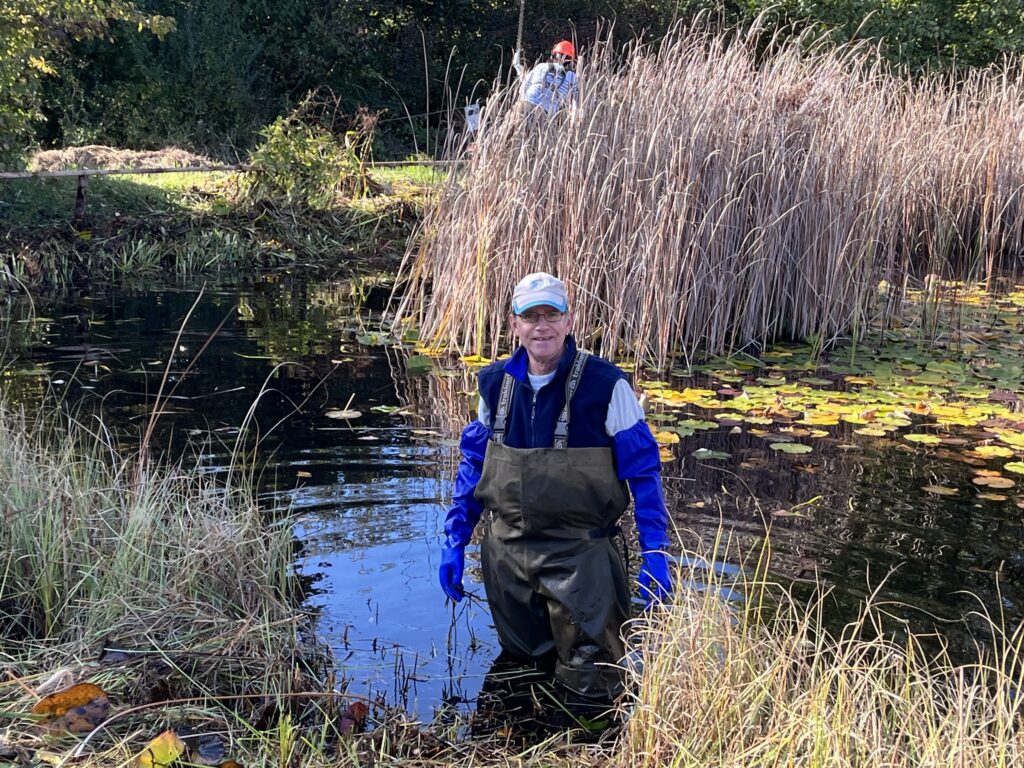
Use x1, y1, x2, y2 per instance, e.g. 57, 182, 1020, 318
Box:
26, 145, 214, 172
396, 23, 1024, 366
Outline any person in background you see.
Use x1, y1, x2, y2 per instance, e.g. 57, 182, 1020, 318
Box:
438, 271, 673, 719
512, 40, 579, 116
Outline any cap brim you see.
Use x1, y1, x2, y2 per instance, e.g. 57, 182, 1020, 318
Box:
513, 297, 569, 314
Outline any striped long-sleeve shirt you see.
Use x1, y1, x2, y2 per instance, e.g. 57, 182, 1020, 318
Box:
520, 62, 578, 115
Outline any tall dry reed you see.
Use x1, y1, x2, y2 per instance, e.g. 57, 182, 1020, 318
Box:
0, 403, 297, 659
394, 23, 1024, 367
618, 535, 1024, 767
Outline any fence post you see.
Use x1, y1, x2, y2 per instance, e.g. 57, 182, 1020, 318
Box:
72, 174, 88, 226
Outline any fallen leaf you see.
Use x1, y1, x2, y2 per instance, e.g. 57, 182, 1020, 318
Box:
135, 729, 186, 768
32, 682, 107, 718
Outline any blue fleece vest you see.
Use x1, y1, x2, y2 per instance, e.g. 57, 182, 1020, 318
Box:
477, 336, 625, 449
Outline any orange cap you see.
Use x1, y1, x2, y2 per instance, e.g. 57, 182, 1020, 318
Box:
551, 40, 576, 58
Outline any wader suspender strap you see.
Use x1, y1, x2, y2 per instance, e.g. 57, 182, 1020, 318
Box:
492, 373, 515, 445
553, 351, 590, 449
491, 350, 590, 447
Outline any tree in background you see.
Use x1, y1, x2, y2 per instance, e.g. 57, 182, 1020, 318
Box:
0, 1, 173, 167
18, 0, 1024, 162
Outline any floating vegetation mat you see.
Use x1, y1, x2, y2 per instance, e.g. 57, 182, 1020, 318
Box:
642, 281, 1024, 508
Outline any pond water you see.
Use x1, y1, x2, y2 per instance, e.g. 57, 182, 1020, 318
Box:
3, 277, 1023, 721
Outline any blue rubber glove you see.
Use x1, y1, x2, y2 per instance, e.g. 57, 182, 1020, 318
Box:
439, 544, 466, 602
639, 551, 672, 608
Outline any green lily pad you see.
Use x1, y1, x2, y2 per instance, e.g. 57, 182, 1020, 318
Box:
406, 355, 435, 373
677, 419, 718, 431
769, 442, 813, 454
1004, 462, 1024, 475
904, 433, 942, 445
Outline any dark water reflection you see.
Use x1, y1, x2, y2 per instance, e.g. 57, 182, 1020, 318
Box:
2, 278, 1022, 719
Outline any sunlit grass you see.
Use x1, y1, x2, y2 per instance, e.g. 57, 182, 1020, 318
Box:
619, 534, 1024, 767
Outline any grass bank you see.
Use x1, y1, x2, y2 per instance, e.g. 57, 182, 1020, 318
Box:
0, 163, 434, 292
396, 21, 1024, 367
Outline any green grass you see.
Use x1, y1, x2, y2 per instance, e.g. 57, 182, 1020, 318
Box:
0, 164, 440, 290
371, 163, 450, 188
0, 172, 227, 228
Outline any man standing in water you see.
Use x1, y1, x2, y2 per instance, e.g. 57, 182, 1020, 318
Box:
438, 271, 673, 718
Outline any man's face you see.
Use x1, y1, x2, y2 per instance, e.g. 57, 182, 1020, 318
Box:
512, 305, 571, 363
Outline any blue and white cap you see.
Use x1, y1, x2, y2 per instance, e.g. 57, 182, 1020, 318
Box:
512, 272, 569, 314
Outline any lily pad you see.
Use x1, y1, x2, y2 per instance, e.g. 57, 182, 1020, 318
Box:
922, 485, 958, 496
1004, 462, 1024, 475
972, 475, 1016, 489
769, 442, 813, 454
325, 409, 362, 420
904, 434, 942, 445
971, 445, 1015, 459
692, 448, 731, 460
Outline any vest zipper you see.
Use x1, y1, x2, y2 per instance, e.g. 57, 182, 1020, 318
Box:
530, 389, 537, 446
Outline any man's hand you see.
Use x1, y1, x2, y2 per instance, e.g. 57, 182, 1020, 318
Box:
439, 545, 466, 602
639, 551, 672, 609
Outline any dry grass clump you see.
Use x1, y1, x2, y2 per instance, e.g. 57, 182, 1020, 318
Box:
395, 23, 1024, 366
26, 145, 213, 172
618, 540, 1024, 767
0, 402, 298, 665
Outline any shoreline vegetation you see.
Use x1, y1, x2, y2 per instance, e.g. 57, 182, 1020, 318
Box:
2, 402, 1023, 766
0, 136, 436, 292
396, 22, 1024, 367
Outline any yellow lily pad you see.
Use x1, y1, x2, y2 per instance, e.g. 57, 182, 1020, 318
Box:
972, 475, 1016, 489
971, 445, 1015, 459
904, 433, 942, 445
769, 442, 813, 454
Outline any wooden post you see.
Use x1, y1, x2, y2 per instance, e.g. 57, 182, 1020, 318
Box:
73, 174, 88, 226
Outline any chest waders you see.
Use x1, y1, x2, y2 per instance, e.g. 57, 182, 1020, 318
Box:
474, 351, 631, 703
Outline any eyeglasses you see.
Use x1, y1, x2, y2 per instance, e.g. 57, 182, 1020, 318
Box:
516, 309, 565, 324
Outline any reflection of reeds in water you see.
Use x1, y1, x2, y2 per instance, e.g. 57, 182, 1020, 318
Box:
393, 360, 478, 487
396, 23, 1024, 368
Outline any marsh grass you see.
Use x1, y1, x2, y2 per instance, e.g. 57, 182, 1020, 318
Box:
619, 534, 1024, 767
396, 22, 1024, 367
0, 401, 324, 759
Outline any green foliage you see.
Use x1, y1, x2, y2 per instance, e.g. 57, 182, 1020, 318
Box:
0, 1, 173, 167
242, 106, 376, 208
735, 0, 1024, 70
14, 0, 1024, 160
